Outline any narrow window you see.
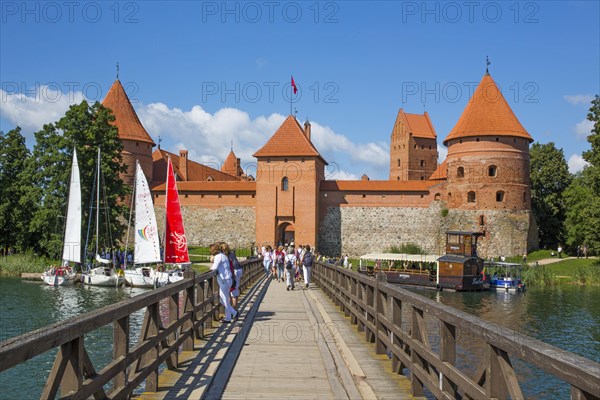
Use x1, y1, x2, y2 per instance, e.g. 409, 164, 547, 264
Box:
457, 166, 464, 178
467, 191, 476, 203
207, 176, 214, 181
281, 177, 289, 191
421, 176, 424, 180
397, 159, 401, 167
496, 191, 505, 202
523, 192, 527, 203
495, 137, 499, 142
488, 165, 497, 177
434, 193, 441, 200
362, 194, 366, 198
479, 215, 485, 226
420, 160, 425, 167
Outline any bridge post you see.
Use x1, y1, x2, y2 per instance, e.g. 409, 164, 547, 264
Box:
198, 280, 207, 338
485, 343, 509, 398
410, 306, 425, 397
212, 275, 221, 323
391, 297, 405, 374
112, 316, 130, 392
182, 269, 195, 351
375, 272, 387, 355
440, 321, 458, 396
60, 337, 84, 397
168, 292, 179, 368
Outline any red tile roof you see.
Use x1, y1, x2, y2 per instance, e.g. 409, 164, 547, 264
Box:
444, 74, 533, 145
152, 181, 256, 192
321, 180, 433, 192
102, 80, 155, 145
152, 149, 240, 185
399, 110, 437, 139
430, 159, 448, 180
253, 115, 326, 163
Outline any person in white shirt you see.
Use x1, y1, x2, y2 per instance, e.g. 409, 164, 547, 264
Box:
210, 243, 237, 323
262, 245, 273, 276
343, 254, 349, 268
284, 247, 297, 291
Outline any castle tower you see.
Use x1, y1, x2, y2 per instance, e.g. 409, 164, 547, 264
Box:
253, 116, 327, 248
222, 149, 243, 178
102, 79, 155, 187
389, 109, 438, 180
444, 73, 534, 212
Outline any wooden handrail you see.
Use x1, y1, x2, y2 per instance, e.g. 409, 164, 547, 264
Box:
312, 261, 600, 399
0, 259, 264, 399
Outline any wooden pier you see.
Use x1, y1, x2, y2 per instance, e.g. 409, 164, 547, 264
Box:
1, 260, 599, 399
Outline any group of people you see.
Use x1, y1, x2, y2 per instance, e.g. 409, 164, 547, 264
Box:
576, 245, 589, 259
260, 243, 314, 291
210, 242, 242, 323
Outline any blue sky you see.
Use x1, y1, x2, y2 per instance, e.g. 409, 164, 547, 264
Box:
1, 1, 599, 179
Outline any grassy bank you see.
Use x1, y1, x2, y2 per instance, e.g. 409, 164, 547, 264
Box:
0, 253, 58, 277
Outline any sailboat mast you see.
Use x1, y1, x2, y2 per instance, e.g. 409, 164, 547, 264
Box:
95, 148, 101, 256
163, 157, 170, 264
124, 161, 137, 270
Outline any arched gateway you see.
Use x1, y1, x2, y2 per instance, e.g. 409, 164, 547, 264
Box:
278, 223, 295, 246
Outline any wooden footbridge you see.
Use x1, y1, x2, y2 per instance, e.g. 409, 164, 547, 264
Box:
1, 260, 599, 399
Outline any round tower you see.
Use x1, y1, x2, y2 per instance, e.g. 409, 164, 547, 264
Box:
444, 72, 533, 212
102, 79, 155, 187
442, 72, 536, 257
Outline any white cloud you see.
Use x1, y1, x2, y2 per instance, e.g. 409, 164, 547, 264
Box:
0, 86, 85, 134
437, 145, 448, 163
567, 154, 589, 174
564, 94, 594, 106
574, 119, 594, 139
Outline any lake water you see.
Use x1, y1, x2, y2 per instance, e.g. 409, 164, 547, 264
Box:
0, 278, 598, 399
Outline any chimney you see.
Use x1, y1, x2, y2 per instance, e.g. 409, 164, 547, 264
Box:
236, 157, 241, 177
179, 149, 188, 181
304, 119, 311, 141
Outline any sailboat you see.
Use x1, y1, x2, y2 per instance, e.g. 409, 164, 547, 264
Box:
81, 149, 125, 287
156, 157, 191, 285
123, 161, 162, 288
41, 149, 80, 286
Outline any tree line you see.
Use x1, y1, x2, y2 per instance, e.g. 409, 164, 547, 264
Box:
0, 100, 128, 258
1, 97, 600, 258
530, 95, 600, 254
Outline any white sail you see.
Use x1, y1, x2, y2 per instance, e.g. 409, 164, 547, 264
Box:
62, 149, 81, 263
134, 161, 162, 264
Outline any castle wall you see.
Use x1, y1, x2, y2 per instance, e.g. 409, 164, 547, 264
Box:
318, 199, 533, 258
155, 205, 256, 249
121, 140, 154, 186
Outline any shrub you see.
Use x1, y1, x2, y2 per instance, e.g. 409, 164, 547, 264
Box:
388, 243, 425, 255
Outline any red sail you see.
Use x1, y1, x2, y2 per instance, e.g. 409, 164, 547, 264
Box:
164, 157, 190, 264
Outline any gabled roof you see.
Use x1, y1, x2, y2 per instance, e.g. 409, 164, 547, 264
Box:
151, 149, 240, 186
253, 115, 327, 163
444, 73, 533, 145
102, 80, 155, 145
320, 180, 433, 192
430, 159, 448, 180
222, 149, 243, 176
395, 110, 437, 139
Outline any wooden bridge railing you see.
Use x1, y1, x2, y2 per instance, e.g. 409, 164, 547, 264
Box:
0, 259, 264, 400
312, 261, 600, 400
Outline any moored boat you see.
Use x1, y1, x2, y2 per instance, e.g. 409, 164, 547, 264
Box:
41, 148, 80, 286
485, 261, 526, 292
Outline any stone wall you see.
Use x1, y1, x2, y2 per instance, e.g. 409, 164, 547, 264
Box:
155, 205, 256, 249
318, 201, 535, 258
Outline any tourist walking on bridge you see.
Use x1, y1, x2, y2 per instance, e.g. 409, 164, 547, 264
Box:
262, 245, 273, 277
302, 245, 314, 288
285, 246, 297, 291
210, 243, 237, 323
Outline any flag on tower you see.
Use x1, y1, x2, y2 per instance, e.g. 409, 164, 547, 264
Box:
291, 76, 297, 94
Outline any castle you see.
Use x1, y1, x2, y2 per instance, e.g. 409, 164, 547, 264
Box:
102, 71, 537, 258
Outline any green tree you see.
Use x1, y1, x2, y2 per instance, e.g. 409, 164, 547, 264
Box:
564, 95, 600, 253
22, 100, 129, 258
529, 142, 572, 249
0, 127, 32, 252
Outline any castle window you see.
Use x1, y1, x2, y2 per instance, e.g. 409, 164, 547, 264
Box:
281, 177, 289, 191
434, 193, 441, 201
136, 142, 139, 147
397, 176, 400, 180
362, 194, 366, 198
459, 139, 463, 144
421, 145, 424, 149
496, 191, 505, 202
207, 176, 214, 181
467, 191, 476, 203
421, 176, 424, 180
218, 194, 222, 198
523, 192, 527, 203
420, 160, 425, 167
496, 137, 499, 142
420, 194, 424, 198
267, 159, 271, 163
476, 138, 480, 142
201, 194, 205, 198
457, 166, 464, 178
488, 165, 497, 177
252, 194, 255, 198
185, 194, 188, 198
479, 215, 485, 226
448, 192, 452, 199
284, 158, 288, 163
397, 159, 401, 167
414, 144, 417, 149
429, 145, 432, 150
236, 194, 239, 198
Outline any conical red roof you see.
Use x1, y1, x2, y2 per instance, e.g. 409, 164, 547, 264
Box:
102, 80, 155, 145
443, 74, 532, 145
222, 149, 243, 176
253, 115, 325, 163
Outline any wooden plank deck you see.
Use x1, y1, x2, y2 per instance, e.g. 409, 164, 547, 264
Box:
138, 277, 420, 400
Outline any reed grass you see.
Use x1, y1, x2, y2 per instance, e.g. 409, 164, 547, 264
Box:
0, 252, 58, 277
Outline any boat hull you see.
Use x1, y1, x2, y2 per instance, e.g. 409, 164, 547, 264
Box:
41, 271, 77, 286
124, 268, 159, 288
81, 267, 124, 287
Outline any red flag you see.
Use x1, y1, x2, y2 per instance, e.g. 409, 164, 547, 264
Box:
291, 76, 297, 94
